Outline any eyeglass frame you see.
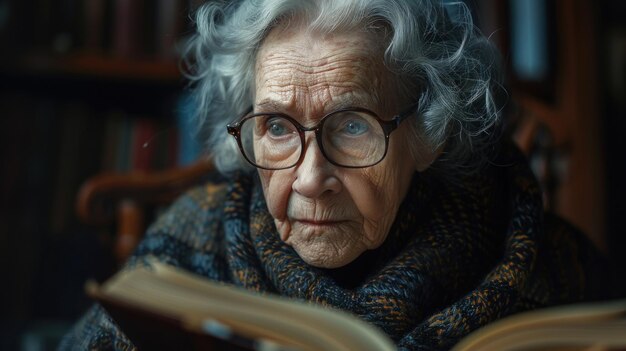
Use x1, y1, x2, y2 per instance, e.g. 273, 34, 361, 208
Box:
226, 102, 419, 170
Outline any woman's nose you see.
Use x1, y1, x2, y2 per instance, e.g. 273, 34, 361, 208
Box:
292, 137, 342, 198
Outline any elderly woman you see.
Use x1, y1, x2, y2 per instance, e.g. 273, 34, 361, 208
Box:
60, 0, 601, 350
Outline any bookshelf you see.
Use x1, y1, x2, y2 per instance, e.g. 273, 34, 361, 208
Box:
474, 0, 606, 250
5, 52, 181, 82
0, 0, 201, 349
474, 0, 626, 296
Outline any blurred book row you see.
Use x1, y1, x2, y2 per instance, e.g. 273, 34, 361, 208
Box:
1, 0, 205, 60
0, 93, 201, 237
101, 95, 201, 172
0, 2, 206, 350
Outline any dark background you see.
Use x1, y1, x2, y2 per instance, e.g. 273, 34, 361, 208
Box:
1, 0, 625, 350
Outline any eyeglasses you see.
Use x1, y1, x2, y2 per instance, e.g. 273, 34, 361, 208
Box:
226, 103, 418, 170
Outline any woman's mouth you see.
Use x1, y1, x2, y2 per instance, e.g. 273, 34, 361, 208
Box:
295, 219, 345, 227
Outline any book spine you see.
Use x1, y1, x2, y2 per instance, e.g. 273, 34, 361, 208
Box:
117, 116, 133, 172
156, 0, 184, 60
101, 112, 124, 172
83, 0, 106, 52
148, 120, 176, 171
112, 0, 143, 58
49, 103, 104, 234
56, 0, 83, 52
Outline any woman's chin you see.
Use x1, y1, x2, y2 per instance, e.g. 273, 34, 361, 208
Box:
287, 234, 365, 269
298, 251, 360, 269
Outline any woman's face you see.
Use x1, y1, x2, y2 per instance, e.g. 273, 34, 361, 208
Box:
254, 26, 433, 268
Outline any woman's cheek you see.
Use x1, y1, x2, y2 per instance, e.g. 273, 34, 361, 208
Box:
258, 169, 292, 221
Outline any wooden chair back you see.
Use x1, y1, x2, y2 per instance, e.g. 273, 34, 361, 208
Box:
76, 160, 215, 264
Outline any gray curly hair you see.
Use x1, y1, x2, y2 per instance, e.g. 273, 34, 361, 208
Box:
183, 0, 506, 176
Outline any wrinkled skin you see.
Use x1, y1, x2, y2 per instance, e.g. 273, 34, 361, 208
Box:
254, 25, 438, 268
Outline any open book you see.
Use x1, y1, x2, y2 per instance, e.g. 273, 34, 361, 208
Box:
451, 298, 626, 351
88, 259, 626, 351
87, 260, 395, 351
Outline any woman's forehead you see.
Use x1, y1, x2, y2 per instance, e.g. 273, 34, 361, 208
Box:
254, 28, 389, 115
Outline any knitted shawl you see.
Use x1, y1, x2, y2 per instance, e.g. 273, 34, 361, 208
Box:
59, 143, 597, 350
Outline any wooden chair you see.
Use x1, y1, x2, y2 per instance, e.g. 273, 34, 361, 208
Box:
75, 160, 215, 265
508, 103, 565, 213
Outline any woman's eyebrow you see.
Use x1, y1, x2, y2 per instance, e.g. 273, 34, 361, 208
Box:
255, 96, 372, 113
325, 97, 367, 110
254, 99, 285, 112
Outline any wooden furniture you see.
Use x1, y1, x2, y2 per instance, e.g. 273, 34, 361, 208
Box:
477, 0, 605, 251
516, 0, 605, 251
76, 160, 215, 264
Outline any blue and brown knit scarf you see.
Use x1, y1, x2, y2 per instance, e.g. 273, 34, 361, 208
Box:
220, 144, 544, 351
58, 141, 601, 350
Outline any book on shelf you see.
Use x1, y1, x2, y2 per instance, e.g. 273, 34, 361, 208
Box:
116, 116, 134, 172
112, 0, 145, 58
50, 103, 104, 234
89, 259, 626, 351
100, 113, 124, 172
151, 122, 179, 170
83, 0, 106, 52
156, 0, 185, 60
101, 113, 180, 173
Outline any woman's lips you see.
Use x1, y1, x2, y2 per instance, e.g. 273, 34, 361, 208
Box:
295, 219, 345, 226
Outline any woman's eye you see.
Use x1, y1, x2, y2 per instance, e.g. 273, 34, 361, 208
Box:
265, 117, 292, 137
342, 119, 369, 136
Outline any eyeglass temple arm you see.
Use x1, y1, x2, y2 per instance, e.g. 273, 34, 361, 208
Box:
393, 102, 420, 127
